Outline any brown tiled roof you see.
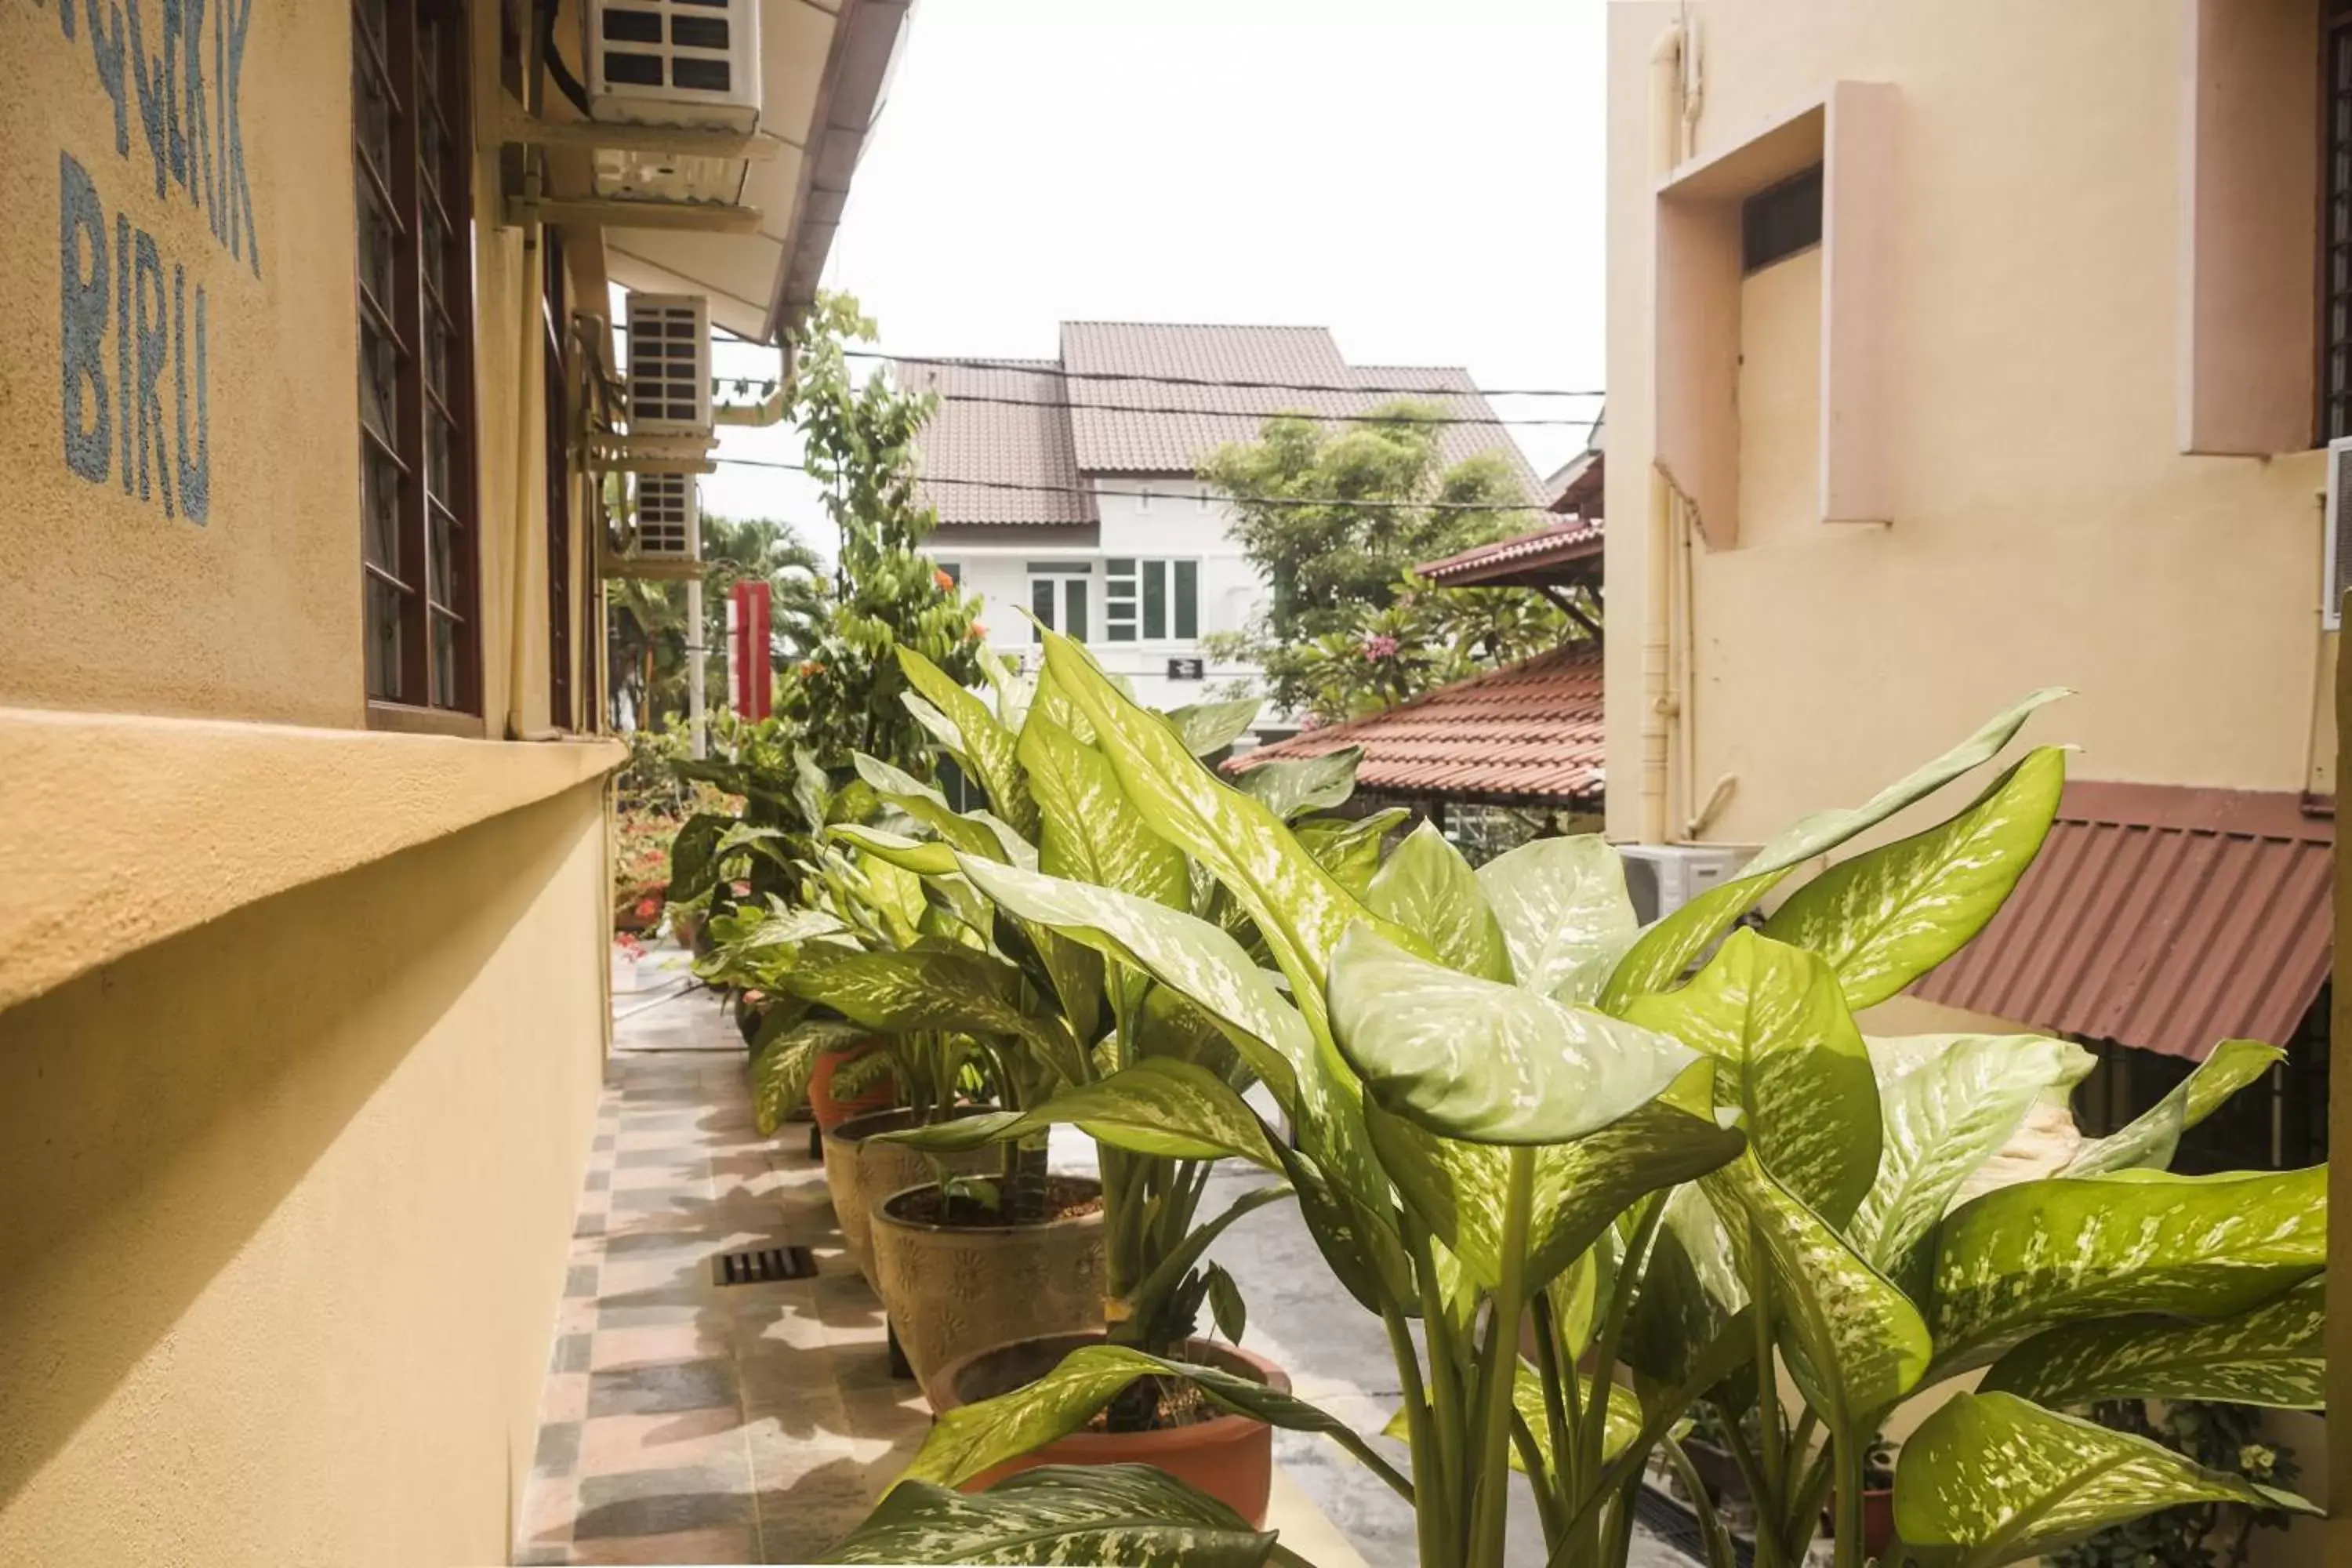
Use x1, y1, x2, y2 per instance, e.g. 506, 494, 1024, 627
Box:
902, 325, 1544, 524
1417, 518, 1604, 588
1911, 782, 2332, 1062
1544, 447, 1604, 517
1226, 641, 1602, 805
895, 358, 1098, 527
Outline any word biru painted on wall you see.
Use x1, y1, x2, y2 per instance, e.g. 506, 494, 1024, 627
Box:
40, 0, 263, 527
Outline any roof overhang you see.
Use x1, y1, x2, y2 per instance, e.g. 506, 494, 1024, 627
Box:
602, 0, 916, 342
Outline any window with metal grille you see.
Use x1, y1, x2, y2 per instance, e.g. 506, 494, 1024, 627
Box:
2323, 2, 2352, 440
354, 0, 481, 719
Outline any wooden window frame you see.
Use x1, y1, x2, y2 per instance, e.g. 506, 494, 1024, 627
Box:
355, 0, 483, 724
2321, 2, 2352, 442
543, 229, 574, 732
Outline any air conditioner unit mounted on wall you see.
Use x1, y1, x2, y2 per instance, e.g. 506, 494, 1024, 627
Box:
584, 0, 761, 204
629, 470, 701, 564
1618, 844, 1754, 925
2324, 436, 2352, 633
626, 292, 713, 440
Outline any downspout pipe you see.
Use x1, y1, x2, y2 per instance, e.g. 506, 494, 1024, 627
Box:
1641, 20, 1685, 844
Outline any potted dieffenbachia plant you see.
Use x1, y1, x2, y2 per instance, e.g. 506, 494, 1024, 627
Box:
818, 642, 2322, 1568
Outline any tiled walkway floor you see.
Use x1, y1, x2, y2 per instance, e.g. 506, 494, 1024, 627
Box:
514, 958, 931, 1565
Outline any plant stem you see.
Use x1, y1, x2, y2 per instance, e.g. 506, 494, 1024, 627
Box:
1748, 1245, 1787, 1568
1661, 1435, 1737, 1568
1382, 1305, 1451, 1567
1410, 1225, 1471, 1555
1468, 1146, 1536, 1568
1529, 1290, 1579, 1534
1832, 1429, 1864, 1568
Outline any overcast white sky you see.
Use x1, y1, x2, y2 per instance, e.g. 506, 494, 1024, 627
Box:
698, 0, 1610, 548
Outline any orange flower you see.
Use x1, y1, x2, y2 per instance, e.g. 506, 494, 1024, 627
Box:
967, 623, 987, 641
934, 568, 955, 593
797, 659, 826, 678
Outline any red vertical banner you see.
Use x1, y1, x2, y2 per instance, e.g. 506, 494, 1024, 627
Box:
729, 579, 772, 720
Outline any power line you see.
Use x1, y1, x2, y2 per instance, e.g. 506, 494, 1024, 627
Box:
898, 388, 1601, 431
858, 349, 1606, 401
705, 456, 1551, 514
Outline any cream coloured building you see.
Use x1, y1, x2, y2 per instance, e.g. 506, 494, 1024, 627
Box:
0, 2, 905, 1561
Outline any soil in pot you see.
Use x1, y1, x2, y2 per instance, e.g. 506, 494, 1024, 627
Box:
869, 1177, 1106, 1392
821, 1106, 1001, 1287
806, 1042, 898, 1134
929, 1330, 1290, 1527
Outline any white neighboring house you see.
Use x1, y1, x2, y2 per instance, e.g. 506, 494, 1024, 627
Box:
897, 322, 1542, 724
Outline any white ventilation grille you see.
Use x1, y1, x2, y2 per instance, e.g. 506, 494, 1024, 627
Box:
633, 472, 699, 561
626, 293, 713, 438
2326, 437, 2352, 633
585, 0, 762, 132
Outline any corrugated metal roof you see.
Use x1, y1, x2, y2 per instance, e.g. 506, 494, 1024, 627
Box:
1417, 518, 1604, 588
1911, 782, 2333, 1062
895, 359, 1098, 527
1227, 642, 1603, 804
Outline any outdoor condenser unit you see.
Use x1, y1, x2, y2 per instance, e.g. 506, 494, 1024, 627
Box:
626, 292, 713, 439
2324, 435, 2352, 632
1618, 844, 1753, 925
630, 471, 701, 564
584, 0, 761, 204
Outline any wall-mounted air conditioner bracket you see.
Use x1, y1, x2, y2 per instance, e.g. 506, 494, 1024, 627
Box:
597, 544, 708, 583
511, 195, 762, 234
499, 109, 789, 162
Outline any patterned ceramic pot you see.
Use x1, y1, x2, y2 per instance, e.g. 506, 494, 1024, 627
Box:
821, 1107, 999, 1287
869, 1178, 1106, 1391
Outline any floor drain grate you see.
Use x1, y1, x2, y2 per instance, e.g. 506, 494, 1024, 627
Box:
1633, 1481, 1755, 1567
712, 1245, 818, 1286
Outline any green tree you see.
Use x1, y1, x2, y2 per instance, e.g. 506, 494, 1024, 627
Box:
1199, 404, 1581, 722
604, 507, 826, 730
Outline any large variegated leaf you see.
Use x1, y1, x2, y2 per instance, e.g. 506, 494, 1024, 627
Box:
956, 856, 1313, 1106
1474, 834, 1637, 996
874, 1058, 1282, 1169
1621, 1183, 1749, 1392
1701, 1150, 1930, 1437
1236, 748, 1363, 821
852, 753, 1038, 868
1894, 1392, 2318, 1568
2061, 1037, 2285, 1176
1017, 712, 1189, 909
828, 1463, 1281, 1566
899, 645, 1039, 840
1980, 1277, 2323, 1410
1294, 809, 1409, 898
1165, 697, 1263, 757
778, 942, 1087, 1087
1330, 924, 1698, 1145
750, 1019, 872, 1134
896, 1345, 1397, 1497
1929, 1165, 2328, 1372
1600, 688, 2071, 1010
1624, 931, 1879, 1225
1040, 631, 1414, 1033
1762, 747, 2065, 1011
1367, 1098, 1740, 1292
1366, 821, 1512, 981
1847, 1033, 2095, 1283
826, 823, 962, 877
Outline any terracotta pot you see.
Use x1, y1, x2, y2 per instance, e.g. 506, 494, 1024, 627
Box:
869, 1179, 1105, 1390
821, 1107, 1002, 1287
930, 1332, 1290, 1527
806, 1042, 898, 1134
1828, 1489, 1896, 1560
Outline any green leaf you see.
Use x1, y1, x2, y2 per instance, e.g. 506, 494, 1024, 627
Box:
750, 1018, 872, 1134
827, 1464, 1281, 1566
1475, 834, 1638, 998
1166, 697, 1262, 757
895, 1345, 1396, 1497
873, 1058, 1282, 1169
825, 823, 962, 877
1600, 688, 2070, 1010
1367, 1097, 1742, 1293
900, 644, 1040, 840
1624, 931, 1880, 1226
1893, 1392, 2318, 1568
1929, 1165, 2328, 1373
1762, 748, 2066, 1011
1701, 1149, 1931, 1437
1847, 1033, 2095, 1283
1366, 821, 1512, 981
1294, 808, 1409, 898
1383, 1359, 1643, 1469
1017, 712, 1189, 909
664, 811, 736, 902
1235, 747, 1363, 821
1204, 1263, 1247, 1343
1330, 924, 1699, 1145
777, 942, 1087, 1087
852, 752, 1038, 868
1621, 1184, 1748, 1392
2061, 1037, 2286, 1176
1981, 1276, 2323, 1410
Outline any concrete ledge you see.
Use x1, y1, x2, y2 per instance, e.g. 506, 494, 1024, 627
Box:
0, 707, 625, 1014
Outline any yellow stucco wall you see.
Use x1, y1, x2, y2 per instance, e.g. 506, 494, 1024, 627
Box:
0, 778, 608, 1566
1605, 0, 2338, 849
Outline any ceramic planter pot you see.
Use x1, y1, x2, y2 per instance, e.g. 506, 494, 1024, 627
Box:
806, 1042, 898, 1134
869, 1178, 1105, 1390
821, 1107, 1000, 1287
929, 1331, 1290, 1527
1827, 1489, 1896, 1560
